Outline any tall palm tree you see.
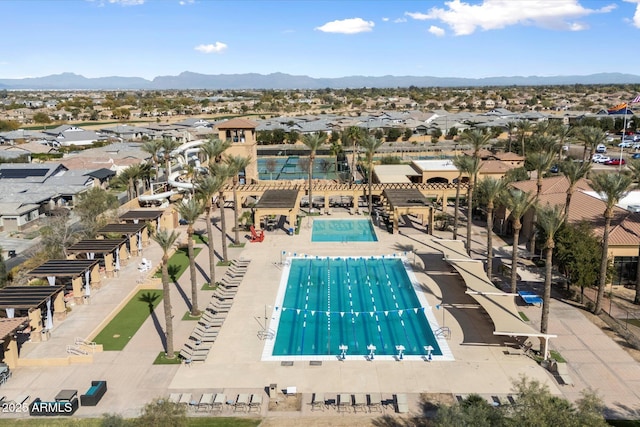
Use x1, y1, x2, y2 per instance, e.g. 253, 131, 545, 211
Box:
210, 163, 231, 262
176, 198, 204, 316
502, 190, 536, 293
627, 160, 640, 305
459, 129, 491, 158
506, 121, 518, 153
224, 154, 251, 245
528, 151, 555, 255
359, 136, 384, 214
477, 177, 508, 281
451, 156, 467, 240
576, 126, 606, 162
141, 139, 163, 182
201, 137, 231, 167
301, 133, 324, 213
152, 228, 180, 359
456, 156, 481, 254
516, 119, 532, 156
160, 138, 181, 178
346, 126, 365, 183
196, 174, 225, 287
536, 203, 565, 334
591, 173, 633, 314
560, 159, 591, 223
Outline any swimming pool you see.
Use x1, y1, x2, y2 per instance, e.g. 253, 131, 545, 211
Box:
311, 219, 377, 242
263, 256, 453, 361
258, 156, 339, 181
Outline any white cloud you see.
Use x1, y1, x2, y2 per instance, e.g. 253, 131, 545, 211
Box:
179, 0, 194, 5
382, 17, 389, 22
429, 26, 446, 37
624, 0, 640, 28
405, 0, 615, 36
315, 18, 374, 34
108, 0, 145, 5
194, 42, 228, 54
393, 18, 407, 23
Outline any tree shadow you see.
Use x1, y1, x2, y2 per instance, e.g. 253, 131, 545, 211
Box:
172, 279, 192, 312
138, 292, 167, 352
195, 261, 210, 284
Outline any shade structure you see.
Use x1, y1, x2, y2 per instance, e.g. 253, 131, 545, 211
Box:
96, 223, 146, 236
66, 238, 127, 255
28, 260, 99, 278
434, 239, 554, 340
254, 189, 300, 210
0, 286, 65, 310
119, 209, 164, 223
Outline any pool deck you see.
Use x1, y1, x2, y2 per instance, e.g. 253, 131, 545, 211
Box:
2, 209, 639, 421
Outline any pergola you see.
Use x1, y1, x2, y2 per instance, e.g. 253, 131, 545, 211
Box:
0, 317, 30, 368
253, 189, 302, 231
381, 188, 434, 233
67, 238, 128, 278
434, 239, 556, 359
97, 222, 149, 257
119, 209, 167, 231
0, 285, 66, 343
28, 260, 100, 306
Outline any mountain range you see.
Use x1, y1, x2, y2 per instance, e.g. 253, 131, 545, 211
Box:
1, 71, 640, 90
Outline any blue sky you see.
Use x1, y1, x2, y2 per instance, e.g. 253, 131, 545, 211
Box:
1, 0, 639, 80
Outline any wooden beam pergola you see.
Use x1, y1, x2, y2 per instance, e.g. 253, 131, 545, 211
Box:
96, 223, 149, 257
253, 189, 301, 232
381, 188, 434, 233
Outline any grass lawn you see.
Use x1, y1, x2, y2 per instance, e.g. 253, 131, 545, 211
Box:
519, 311, 529, 321
93, 290, 163, 351
229, 242, 246, 248
154, 247, 201, 281
217, 260, 232, 267
187, 418, 261, 427
201, 283, 217, 291
193, 234, 208, 245
153, 351, 182, 365
549, 350, 566, 363
182, 311, 202, 321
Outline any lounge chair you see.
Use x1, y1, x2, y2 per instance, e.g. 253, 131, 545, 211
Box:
249, 394, 262, 412
169, 393, 181, 403
208, 301, 232, 309
199, 314, 225, 326
212, 293, 235, 301
249, 225, 265, 243
368, 393, 383, 412
198, 393, 215, 412
231, 259, 251, 267
552, 362, 574, 386
310, 392, 325, 411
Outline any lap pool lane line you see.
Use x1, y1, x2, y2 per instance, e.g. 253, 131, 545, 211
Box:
363, 258, 387, 353
300, 258, 313, 354
381, 258, 413, 355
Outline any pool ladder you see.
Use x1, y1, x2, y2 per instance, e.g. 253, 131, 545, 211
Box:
435, 327, 451, 339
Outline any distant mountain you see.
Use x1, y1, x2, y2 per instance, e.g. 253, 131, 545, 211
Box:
1, 71, 640, 90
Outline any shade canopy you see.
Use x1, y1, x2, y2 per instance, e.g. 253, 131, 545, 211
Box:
382, 188, 431, 208
28, 260, 99, 278
97, 223, 146, 236
254, 189, 300, 209
0, 286, 65, 309
119, 210, 164, 222
434, 239, 554, 339
67, 238, 127, 254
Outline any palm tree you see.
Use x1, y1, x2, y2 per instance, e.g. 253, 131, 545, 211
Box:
477, 177, 508, 281
516, 119, 532, 156
528, 151, 555, 255
196, 174, 225, 287
359, 136, 384, 214
456, 156, 481, 254
160, 138, 181, 178
536, 203, 565, 334
141, 139, 163, 182
176, 198, 204, 316
506, 121, 518, 153
576, 126, 606, 162
152, 228, 180, 359
459, 129, 491, 158
346, 126, 365, 183
329, 139, 344, 182
451, 156, 467, 240
210, 163, 231, 262
560, 160, 591, 223
224, 155, 251, 245
201, 137, 231, 167
627, 160, 640, 305
502, 190, 537, 293
301, 133, 324, 213
591, 173, 633, 314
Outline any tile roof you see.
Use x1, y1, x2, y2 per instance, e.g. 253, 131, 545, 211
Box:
0, 317, 29, 340
215, 118, 257, 129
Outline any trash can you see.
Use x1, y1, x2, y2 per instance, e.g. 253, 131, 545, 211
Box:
289, 227, 294, 236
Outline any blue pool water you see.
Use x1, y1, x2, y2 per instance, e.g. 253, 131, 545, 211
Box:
269, 256, 443, 359
312, 219, 377, 242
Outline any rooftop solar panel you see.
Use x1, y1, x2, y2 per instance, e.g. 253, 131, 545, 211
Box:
0, 168, 49, 179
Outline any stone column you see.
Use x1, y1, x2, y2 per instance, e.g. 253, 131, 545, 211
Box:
72, 276, 84, 305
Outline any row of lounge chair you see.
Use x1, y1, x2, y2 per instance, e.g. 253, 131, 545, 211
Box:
179, 259, 250, 364
310, 392, 389, 413
168, 392, 262, 413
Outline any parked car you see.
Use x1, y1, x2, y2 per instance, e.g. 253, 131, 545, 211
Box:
549, 164, 559, 173
633, 143, 640, 150
632, 153, 640, 159
592, 154, 610, 163
619, 141, 633, 148
605, 158, 626, 166
596, 144, 607, 153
